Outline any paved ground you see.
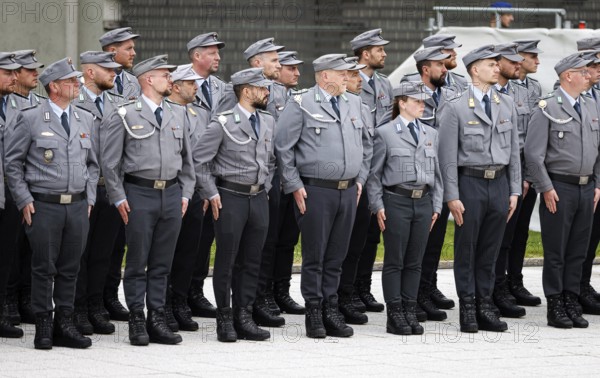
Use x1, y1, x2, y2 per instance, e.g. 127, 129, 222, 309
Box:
2, 266, 600, 377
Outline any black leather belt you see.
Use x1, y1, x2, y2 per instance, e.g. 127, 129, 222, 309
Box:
301, 177, 356, 190
385, 185, 429, 199
548, 172, 591, 185
459, 166, 506, 180
217, 179, 265, 194
124, 174, 178, 190
32, 192, 86, 204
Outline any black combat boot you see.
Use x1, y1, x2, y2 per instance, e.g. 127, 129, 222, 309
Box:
338, 292, 368, 325
273, 281, 304, 314
355, 279, 384, 312
234, 305, 270, 341
403, 300, 424, 335
563, 291, 589, 328
477, 297, 508, 332
73, 303, 94, 335
579, 284, 600, 315
415, 303, 427, 322
188, 282, 216, 318
216, 307, 237, 342
351, 290, 367, 313
459, 297, 478, 333
305, 300, 326, 338
507, 273, 541, 306
164, 293, 179, 332
0, 298, 23, 338
103, 288, 129, 321
53, 307, 92, 348
417, 284, 447, 321
88, 296, 115, 334
493, 281, 526, 318
172, 294, 199, 331
430, 274, 455, 309
252, 296, 285, 327
128, 309, 149, 346
546, 294, 573, 329
147, 308, 183, 344
322, 296, 353, 337
263, 284, 281, 315
4, 292, 20, 325
34, 311, 53, 350
385, 301, 411, 335
18, 289, 35, 324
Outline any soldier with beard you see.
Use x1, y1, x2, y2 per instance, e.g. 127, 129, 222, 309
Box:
195, 68, 276, 342
102, 55, 195, 346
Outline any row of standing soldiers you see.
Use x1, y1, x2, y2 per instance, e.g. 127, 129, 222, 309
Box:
0, 27, 599, 349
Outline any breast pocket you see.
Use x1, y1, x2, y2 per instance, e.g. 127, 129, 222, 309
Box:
496, 121, 513, 148
463, 126, 485, 152
590, 120, 599, 147
550, 124, 570, 148
306, 123, 330, 147
389, 147, 413, 172
173, 128, 183, 154
352, 118, 364, 146
36, 139, 59, 164
79, 138, 92, 162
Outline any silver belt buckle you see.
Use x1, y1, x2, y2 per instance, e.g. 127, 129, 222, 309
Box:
411, 189, 423, 199
337, 180, 349, 190
579, 176, 589, 185
484, 170, 496, 179
250, 184, 260, 194
60, 194, 72, 204
153, 180, 166, 190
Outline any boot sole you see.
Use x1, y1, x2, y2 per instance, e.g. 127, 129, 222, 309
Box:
217, 334, 237, 342
425, 312, 447, 321
149, 335, 182, 344
325, 328, 353, 337
515, 297, 542, 306
547, 320, 573, 329
306, 329, 326, 338
460, 324, 478, 333
178, 323, 200, 332
34, 342, 53, 350
130, 336, 150, 346
190, 308, 217, 318
386, 326, 411, 336
431, 298, 455, 310
53, 337, 92, 349
237, 332, 270, 341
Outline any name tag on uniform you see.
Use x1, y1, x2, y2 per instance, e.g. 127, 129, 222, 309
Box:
467, 121, 479, 125
131, 125, 144, 130
41, 131, 54, 136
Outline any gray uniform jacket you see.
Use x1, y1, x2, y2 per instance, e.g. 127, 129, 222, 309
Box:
266, 82, 289, 121
367, 116, 443, 214
102, 98, 195, 204
178, 100, 211, 188
5, 102, 99, 210
275, 85, 372, 194
74, 90, 125, 169
507, 79, 541, 149
524, 89, 600, 193
403, 71, 468, 91
195, 75, 229, 115
360, 71, 394, 127
195, 105, 276, 199
437, 87, 521, 202
399, 75, 458, 129
120, 70, 141, 100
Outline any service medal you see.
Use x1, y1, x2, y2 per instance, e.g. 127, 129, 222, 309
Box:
43, 149, 53, 163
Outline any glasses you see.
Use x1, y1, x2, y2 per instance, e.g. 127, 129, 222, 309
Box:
570, 69, 590, 76
150, 73, 172, 80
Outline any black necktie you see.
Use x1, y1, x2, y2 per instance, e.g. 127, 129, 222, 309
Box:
574, 101, 582, 118
482, 94, 492, 120
407, 122, 418, 144
154, 107, 162, 126
0, 97, 5, 121
201, 80, 212, 109
115, 75, 123, 95
368, 77, 376, 92
249, 114, 259, 137
95, 97, 103, 116
61, 112, 70, 136
330, 96, 340, 119
500, 86, 508, 94
432, 90, 439, 106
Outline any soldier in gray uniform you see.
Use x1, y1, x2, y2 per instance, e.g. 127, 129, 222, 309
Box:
166, 64, 211, 332
368, 82, 443, 336
503, 39, 544, 308
577, 38, 600, 314
3, 50, 45, 327
349, 28, 393, 315
100, 27, 141, 99
438, 45, 521, 333
404, 34, 468, 90
0, 52, 23, 338
100, 27, 142, 322
72, 51, 124, 336
402, 47, 456, 321
276, 54, 371, 338
102, 55, 195, 345
490, 43, 529, 319
525, 53, 600, 329
195, 68, 276, 342
6, 58, 99, 349
185, 32, 227, 319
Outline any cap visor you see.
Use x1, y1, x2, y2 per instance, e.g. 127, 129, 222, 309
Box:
249, 79, 273, 87
0, 63, 21, 70
334, 62, 360, 71
407, 93, 431, 100
156, 64, 177, 72
98, 62, 122, 69
282, 59, 303, 65
503, 54, 525, 62
430, 52, 452, 61
22, 63, 44, 69
58, 71, 82, 80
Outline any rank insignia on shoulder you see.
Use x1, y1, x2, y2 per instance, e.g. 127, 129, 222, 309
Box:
44, 112, 50, 122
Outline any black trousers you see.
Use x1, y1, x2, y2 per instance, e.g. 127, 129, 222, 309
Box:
541, 180, 594, 297
256, 174, 281, 297
296, 185, 357, 302
170, 191, 205, 298
355, 214, 380, 284
339, 187, 371, 295
104, 224, 126, 295
507, 187, 537, 276
420, 204, 450, 286
453, 174, 509, 299
381, 192, 432, 303
273, 191, 300, 285
26, 200, 89, 314
190, 209, 214, 290
0, 188, 24, 304
213, 189, 269, 308
75, 185, 122, 304
582, 197, 600, 285
123, 183, 182, 311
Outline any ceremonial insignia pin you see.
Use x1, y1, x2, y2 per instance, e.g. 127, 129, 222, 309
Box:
10, 98, 16, 108
493, 94, 500, 104
468, 98, 475, 108
131, 125, 144, 130
74, 111, 80, 121
118, 107, 127, 116
80, 133, 88, 138
234, 113, 240, 123
558, 131, 564, 139
41, 131, 54, 137
44, 112, 50, 122
315, 128, 321, 135
467, 121, 480, 125
43, 149, 53, 163
538, 100, 547, 109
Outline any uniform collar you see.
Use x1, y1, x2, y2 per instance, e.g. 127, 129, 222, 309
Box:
141, 94, 162, 112
399, 115, 419, 131
48, 99, 70, 122
236, 103, 257, 121
559, 87, 578, 107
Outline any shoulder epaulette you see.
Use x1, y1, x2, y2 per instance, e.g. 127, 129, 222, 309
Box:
212, 75, 225, 82
376, 72, 388, 78
165, 98, 184, 107
290, 88, 308, 95
540, 93, 554, 100
273, 81, 285, 87
257, 109, 271, 115
107, 91, 124, 99
529, 77, 540, 83
21, 105, 38, 112
451, 72, 465, 78
217, 110, 233, 116
34, 93, 48, 99
345, 91, 360, 97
